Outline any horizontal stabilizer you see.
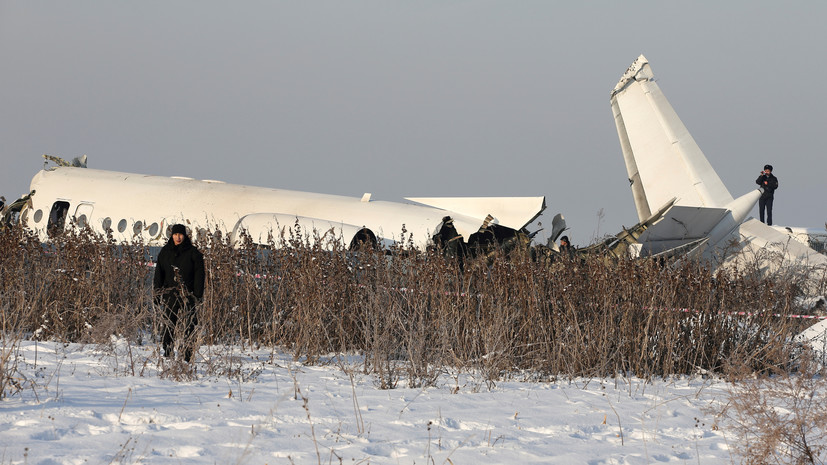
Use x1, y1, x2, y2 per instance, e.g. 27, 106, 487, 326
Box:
654, 237, 709, 260
638, 205, 729, 255
404, 197, 546, 230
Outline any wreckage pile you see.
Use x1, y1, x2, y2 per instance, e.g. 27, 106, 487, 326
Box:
1, 223, 820, 384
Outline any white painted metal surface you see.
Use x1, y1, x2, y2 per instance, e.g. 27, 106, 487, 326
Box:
610, 55, 827, 273
612, 55, 827, 352
23, 166, 545, 250
611, 55, 734, 221
405, 197, 546, 231
771, 225, 827, 253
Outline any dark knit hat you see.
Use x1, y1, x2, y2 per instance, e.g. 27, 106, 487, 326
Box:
560, 235, 569, 243
764, 164, 773, 171
171, 224, 187, 236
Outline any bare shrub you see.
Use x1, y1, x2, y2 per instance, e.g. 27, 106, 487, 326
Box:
1, 221, 820, 387
0, 223, 153, 343
1, 224, 51, 397
718, 353, 827, 464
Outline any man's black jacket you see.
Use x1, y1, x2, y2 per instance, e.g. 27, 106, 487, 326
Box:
755, 173, 779, 199
153, 235, 205, 303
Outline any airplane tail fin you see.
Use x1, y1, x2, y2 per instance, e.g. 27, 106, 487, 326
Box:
610, 55, 734, 222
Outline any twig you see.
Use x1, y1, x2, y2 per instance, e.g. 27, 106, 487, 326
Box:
606, 396, 624, 446
118, 387, 132, 422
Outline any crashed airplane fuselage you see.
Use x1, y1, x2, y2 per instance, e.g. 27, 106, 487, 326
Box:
12, 162, 546, 252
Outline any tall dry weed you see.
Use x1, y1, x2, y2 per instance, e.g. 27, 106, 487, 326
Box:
0, 222, 820, 390
718, 353, 827, 464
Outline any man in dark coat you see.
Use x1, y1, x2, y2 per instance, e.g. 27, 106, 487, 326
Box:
559, 235, 575, 259
153, 224, 205, 362
755, 164, 779, 226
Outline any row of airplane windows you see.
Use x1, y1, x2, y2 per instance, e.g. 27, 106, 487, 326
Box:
32, 201, 174, 239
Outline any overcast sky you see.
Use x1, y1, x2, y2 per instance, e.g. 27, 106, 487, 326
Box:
2, 2, 825, 245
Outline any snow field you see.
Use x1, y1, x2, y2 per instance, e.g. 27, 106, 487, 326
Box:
1, 340, 735, 464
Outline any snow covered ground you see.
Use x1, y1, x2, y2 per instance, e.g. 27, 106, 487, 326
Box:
1, 339, 737, 464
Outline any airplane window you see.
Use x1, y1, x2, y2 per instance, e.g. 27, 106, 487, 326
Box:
102, 217, 112, 231
33, 209, 43, 223
77, 214, 87, 229
118, 219, 127, 233
149, 222, 159, 237
133, 221, 143, 236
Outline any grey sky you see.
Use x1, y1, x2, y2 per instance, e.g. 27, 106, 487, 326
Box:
2, 2, 825, 246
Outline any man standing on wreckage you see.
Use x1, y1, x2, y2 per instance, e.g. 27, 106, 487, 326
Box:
756, 164, 779, 226
153, 224, 205, 363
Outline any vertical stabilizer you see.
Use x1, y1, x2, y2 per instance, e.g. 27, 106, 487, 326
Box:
611, 55, 733, 222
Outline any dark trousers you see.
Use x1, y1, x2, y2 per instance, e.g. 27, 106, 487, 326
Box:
759, 196, 774, 226
161, 295, 198, 362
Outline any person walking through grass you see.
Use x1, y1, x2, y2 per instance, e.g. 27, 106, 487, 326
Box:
153, 223, 204, 363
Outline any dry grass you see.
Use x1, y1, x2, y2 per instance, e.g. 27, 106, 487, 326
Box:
0, 221, 821, 398
715, 352, 827, 464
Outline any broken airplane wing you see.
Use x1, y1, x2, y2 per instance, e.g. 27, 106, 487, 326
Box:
405, 197, 546, 236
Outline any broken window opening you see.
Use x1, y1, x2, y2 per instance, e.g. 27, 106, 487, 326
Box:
1, 191, 35, 229
74, 203, 94, 230
48, 201, 70, 237
349, 228, 377, 251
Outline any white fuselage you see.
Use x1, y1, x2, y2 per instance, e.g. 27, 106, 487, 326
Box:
23, 167, 545, 250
